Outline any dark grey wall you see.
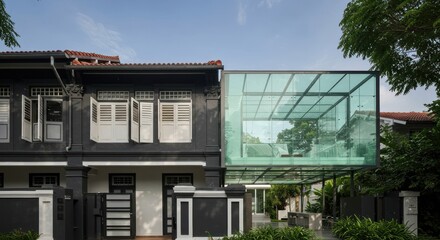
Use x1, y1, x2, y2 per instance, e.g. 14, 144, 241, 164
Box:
0, 198, 39, 233
193, 198, 227, 237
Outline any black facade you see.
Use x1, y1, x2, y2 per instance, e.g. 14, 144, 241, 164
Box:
0, 50, 224, 239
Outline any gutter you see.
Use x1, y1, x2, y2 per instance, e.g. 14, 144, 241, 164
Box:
50, 56, 72, 152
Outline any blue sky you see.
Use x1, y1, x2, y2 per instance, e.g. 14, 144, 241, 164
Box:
2, 0, 437, 111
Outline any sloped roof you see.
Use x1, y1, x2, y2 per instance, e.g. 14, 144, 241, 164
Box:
0, 50, 120, 63
0, 50, 222, 68
71, 59, 222, 66
380, 112, 434, 122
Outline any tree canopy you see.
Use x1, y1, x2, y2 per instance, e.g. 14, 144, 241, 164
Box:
0, 0, 19, 48
339, 0, 440, 95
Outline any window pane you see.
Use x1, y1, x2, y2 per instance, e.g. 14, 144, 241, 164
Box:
46, 101, 62, 122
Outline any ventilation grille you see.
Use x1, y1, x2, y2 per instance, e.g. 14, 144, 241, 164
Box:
160, 91, 191, 100
112, 175, 134, 186
31, 87, 63, 97
135, 91, 154, 100
164, 175, 192, 186
97, 91, 129, 101
0, 87, 10, 97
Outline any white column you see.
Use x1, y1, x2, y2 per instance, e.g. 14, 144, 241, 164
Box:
227, 198, 243, 236
399, 191, 420, 236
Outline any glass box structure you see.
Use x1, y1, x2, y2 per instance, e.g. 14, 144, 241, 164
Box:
222, 71, 379, 184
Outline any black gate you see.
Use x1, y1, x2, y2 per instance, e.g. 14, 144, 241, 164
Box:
86, 193, 135, 239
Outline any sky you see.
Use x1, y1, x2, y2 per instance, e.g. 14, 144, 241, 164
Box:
2, 0, 437, 112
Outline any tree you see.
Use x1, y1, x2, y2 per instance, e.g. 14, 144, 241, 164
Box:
264, 185, 300, 219
339, 0, 440, 95
357, 125, 440, 194
0, 0, 19, 47
277, 120, 318, 154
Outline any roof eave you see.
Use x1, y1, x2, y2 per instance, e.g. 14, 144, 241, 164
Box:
0, 52, 68, 60
66, 64, 224, 71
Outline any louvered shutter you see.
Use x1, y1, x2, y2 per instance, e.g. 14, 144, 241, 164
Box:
159, 101, 175, 143
21, 95, 32, 142
140, 102, 153, 143
0, 99, 9, 142
90, 97, 99, 142
130, 98, 140, 143
175, 102, 192, 142
98, 103, 113, 142
35, 95, 43, 141
113, 102, 129, 142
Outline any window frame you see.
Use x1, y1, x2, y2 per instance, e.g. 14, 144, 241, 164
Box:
90, 97, 129, 143
0, 173, 4, 188
0, 98, 10, 143
158, 100, 192, 143
29, 173, 60, 187
22, 94, 64, 143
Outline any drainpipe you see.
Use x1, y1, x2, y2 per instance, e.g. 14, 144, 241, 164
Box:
50, 56, 72, 152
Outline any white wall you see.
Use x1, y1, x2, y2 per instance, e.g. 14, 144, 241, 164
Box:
0, 166, 66, 188
87, 166, 206, 236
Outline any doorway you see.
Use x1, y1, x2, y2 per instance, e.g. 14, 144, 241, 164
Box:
162, 174, 193, 235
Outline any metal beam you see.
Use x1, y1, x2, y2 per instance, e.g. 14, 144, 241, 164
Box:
284, 74, 321, 120
253, 74, 272, 119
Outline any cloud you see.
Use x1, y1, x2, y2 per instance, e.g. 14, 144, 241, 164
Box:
76, 13, 136, 61
258, 0, 282, 8
237, 1, 247, 26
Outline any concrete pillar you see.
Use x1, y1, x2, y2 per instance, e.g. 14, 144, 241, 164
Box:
65, 166, 90, 240
399, 191, 420, 236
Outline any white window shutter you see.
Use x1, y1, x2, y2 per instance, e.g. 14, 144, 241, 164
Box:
0, 99, 10, 142
130, 98, 140, 143
35, 95, 43, 141
159, 102, 175, 143
113, 102, 129, 142
98, 103, 113, 142
175, 102, 192, 142
140, 102, 153, 143
90, 97, 99, 142
21, 95, 32, 142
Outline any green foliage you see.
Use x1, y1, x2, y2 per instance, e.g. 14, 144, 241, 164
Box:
242, 132, 261, 144
339, 0, 440, 95
305, 179, 344, 216
277, 120, 318, 154
222, 226, 317, 240
0, 230, 40, 240
333, 216, 416, 240
0, 0, 20, 48
264, 185, 300, 219
357, 125, 440, 194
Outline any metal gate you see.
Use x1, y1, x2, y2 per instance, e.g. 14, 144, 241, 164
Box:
103, 193, 135, 238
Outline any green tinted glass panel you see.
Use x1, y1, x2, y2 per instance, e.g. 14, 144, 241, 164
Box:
223, 72, 378, 184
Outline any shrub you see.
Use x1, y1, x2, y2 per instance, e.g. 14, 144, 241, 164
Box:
222, 225, 317, 240
0, 230, 40, 240
332, 215, 416, 240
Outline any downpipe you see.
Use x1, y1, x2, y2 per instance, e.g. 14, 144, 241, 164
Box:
50, 56, 72, 152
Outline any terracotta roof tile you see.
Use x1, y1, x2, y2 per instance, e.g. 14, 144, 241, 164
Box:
0, 50, 120, 62
64, 50, 120, 62
71, 59, 223, 66
0, 50, 64, 54
380, 112, 434, 122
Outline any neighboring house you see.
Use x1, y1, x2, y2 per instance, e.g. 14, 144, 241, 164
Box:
380, 112, 435, 136
0, 50, 223, 239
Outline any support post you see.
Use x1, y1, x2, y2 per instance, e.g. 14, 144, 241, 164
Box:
300, 184, 304, 212
332, 174, 337, 219
322, 177, 325, 215
350, 170, 355, 197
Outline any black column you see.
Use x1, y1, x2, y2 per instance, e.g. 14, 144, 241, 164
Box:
332, 174, 337, 219
65, 166, 90, 240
